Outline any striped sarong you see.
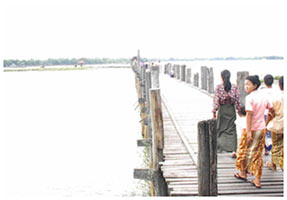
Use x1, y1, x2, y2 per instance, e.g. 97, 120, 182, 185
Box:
236, 129, 265, 178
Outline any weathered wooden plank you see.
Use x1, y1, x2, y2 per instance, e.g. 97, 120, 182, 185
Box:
218, 188, 284, 195
161, 166, 197, 171
161, 95, 197, 166
221, 194, 283, 197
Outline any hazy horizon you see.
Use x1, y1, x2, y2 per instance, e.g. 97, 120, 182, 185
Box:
3, 0, 284, 60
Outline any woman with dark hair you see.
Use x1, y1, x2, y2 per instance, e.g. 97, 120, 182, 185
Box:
213, 70, 241, 158
266, 76, 284, 171
235, 75, 274, 189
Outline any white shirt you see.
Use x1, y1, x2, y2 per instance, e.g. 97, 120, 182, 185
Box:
259, 87, 276, 115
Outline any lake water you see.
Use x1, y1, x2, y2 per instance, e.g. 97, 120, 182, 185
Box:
3, 68, 150, 199
2, 59, 285, 199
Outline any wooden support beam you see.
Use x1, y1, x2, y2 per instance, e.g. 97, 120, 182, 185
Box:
150, 89, 164, 168
137, 139, 152, 147
208, 67, 214, 94
180, 65, 186, 82
201, 66, 208, 91
194, 73, 199, 87
138, 98, 145, 104
134, 168, 154, 181
208, 119, 217, 196
150, 88, 168, 196
186, 68, 191, 84
197, 119, 218, 196
150, 65, 160, 88
197, 120, 210, 196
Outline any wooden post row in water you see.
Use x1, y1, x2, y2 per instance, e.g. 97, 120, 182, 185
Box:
197, 119, 217, 196
134, 65, 168, 196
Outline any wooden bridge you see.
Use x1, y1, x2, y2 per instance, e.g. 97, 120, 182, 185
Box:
160, 75, 284, 196
132, 55, 284, 197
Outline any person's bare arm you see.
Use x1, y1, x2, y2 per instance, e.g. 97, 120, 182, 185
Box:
246, 111, 253, 145
266, 107, 275, 126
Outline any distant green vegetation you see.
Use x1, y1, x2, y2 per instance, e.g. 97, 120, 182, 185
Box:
4, 66, 93, 72
274, 75, 281, 80
3, 57, 144, 67
4, 56, 283, 67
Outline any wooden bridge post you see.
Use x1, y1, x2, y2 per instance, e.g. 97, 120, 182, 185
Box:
208, 119, 217, 196
164, 64, 167, 74
141, 65, 146, 102
207, 67, 214, 94
150, 88, 168, 196
186, 68, 191, 84
176, 65, 180, 80
150, 65, 160, 88
197, 119, 218, 196
194, 73, 199, 87
201, 66, 208, 91
180, 65, 186, 82
198, 121, 210, 196
167, 63, 172, 76
145, 70, 153, 148
237, 71, 249, 106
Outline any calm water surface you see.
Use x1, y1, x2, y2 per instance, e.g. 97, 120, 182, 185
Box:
4, 68, 150, 199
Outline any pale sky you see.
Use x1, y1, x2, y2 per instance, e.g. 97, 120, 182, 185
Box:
2, 0, 285, 60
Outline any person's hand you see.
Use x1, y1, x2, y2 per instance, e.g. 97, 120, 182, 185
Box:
247, 131, 253, 146
277, 133, 283, 140
238, 111, 242, 117
213, 112, 216, 119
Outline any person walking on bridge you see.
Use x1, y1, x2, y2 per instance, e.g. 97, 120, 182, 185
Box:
266, 76, 284, 171
213, 69, 241, 158
261, 74, 276, 155
235, 75, 274, 189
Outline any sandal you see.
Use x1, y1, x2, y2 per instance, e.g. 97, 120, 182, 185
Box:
232, 152, 237, 158
234, 172, 247, 181
266, 161, 276, 171
250, 180, 261, 189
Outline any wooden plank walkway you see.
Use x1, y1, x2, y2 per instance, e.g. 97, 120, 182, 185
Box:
159, 74, 284, 196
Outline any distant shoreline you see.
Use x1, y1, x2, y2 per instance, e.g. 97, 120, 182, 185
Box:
3, 65, 131, 72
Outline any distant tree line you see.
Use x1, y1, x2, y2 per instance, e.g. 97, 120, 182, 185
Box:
4, 58, 140, 67
4, 56, 283, 67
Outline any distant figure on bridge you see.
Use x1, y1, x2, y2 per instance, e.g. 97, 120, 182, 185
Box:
169, 66, 175, 78
266, 76, 284, 171
213, 69, 241, 158
235, 75, 274, 189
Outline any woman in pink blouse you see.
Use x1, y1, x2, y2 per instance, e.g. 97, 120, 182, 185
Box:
235, 75, 273, 189
213, 70, 241, 158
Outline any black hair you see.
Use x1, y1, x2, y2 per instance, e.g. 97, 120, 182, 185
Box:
264, 74, 274, 87
246, 75, 261, 90
221, 70, 231, 92
279, 76, 284, 90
